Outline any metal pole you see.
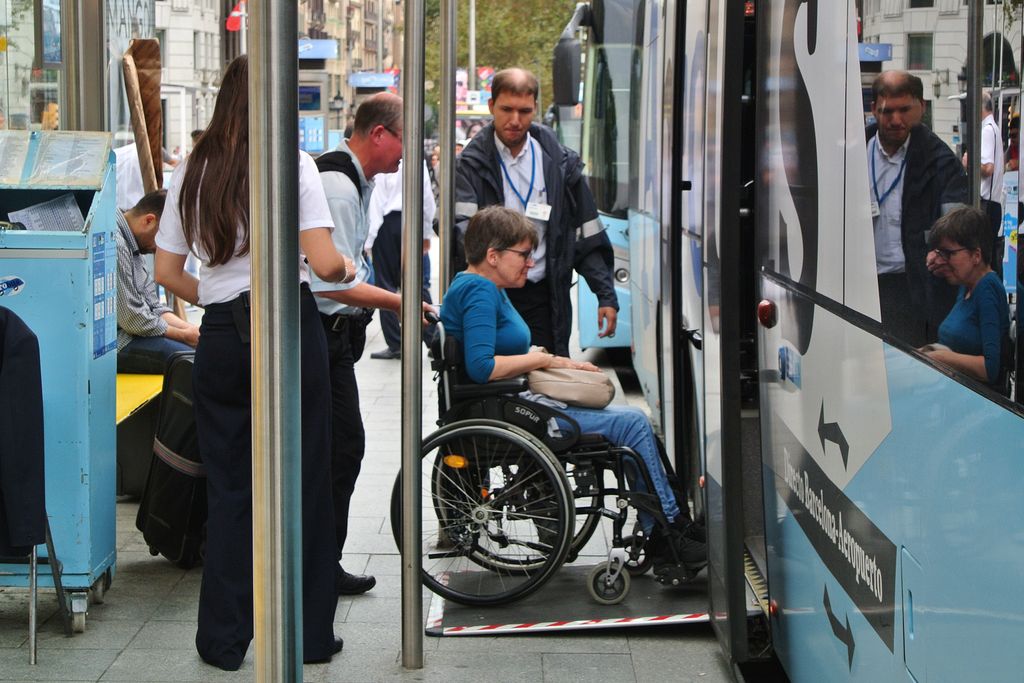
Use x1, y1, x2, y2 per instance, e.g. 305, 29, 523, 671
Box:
401, 0, 426, 669
59, 0, 104, 131
438, 0, 456, 300
249, 0, 302, 679
378, 0, 385, 71
968, 0, 982, 208
468, 0, 477, 91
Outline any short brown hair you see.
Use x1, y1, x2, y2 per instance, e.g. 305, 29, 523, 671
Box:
490, 68, 539, 102
872, 70, 924, 104
352, 93, 403, 137
464, 207, 538, 265
928, 205, 992, 265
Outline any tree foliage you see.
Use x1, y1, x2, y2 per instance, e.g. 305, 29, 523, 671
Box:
420, 0, 579, 115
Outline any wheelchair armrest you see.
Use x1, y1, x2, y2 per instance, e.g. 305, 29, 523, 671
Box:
450, 376, 528, 401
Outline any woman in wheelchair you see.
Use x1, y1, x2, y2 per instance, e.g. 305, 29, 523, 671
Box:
440, 206, 706, 578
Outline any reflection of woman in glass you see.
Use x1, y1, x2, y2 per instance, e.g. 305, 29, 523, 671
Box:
923, 206, 1009, 388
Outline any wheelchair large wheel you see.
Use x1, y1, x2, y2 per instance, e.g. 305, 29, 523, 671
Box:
391, 419, 575, 606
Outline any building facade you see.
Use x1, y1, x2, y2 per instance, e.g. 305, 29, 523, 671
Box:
861, 0, 1021, 148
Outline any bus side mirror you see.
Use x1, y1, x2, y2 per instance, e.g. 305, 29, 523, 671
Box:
553, 37, 581, 106
552, 2, 591, 107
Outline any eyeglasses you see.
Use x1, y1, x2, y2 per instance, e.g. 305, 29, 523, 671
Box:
931, 246, 969, 261
501, 247, 534, 261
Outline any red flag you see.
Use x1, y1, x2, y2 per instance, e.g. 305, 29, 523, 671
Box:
226, 1, 245, 32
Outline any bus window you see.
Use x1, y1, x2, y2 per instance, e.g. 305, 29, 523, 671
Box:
857, 7, 1016, 400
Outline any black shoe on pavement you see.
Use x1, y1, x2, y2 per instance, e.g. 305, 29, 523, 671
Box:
304, 637, 344, 664
370, 347, 401, 360
337, 568, 376, 595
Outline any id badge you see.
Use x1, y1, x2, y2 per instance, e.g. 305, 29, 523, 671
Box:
870, 200, 880, 218
525, 202, 552, 221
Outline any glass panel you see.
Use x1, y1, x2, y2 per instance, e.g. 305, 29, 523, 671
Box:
859, 4, 1017, 397
580, 0, 637, 218
0, 0, 61, 131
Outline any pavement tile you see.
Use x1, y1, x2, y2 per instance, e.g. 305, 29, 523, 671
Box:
433, 632, 630, 655
126, 620, 196, 650
99, 648, 252, 682
342, 597, 433, 625
542, 652, 636, 683
628, 625, 732, 681
0, 647, 119, 681
35, 619, 141, 650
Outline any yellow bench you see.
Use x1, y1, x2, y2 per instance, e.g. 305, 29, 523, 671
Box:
116, 373, 164, 496
116, 373, 164, 425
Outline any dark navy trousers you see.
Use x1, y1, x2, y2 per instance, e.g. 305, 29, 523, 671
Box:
320, 310, 369, 559
371, 211, 436, 350
192, 286, 338, 669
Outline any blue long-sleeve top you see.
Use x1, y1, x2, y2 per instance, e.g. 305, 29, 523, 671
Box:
440, 272, 531, 384
937, 271, 1009, 383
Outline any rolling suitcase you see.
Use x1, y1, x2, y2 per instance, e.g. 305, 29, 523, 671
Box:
135, 351, 206, 568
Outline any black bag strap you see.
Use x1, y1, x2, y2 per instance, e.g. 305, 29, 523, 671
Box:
315, 150, 363, 201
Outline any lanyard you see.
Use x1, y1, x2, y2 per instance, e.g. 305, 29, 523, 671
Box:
871, 137, 907, 207
498, 140, 536, 210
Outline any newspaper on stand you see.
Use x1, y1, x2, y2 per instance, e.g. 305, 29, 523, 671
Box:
8, 193, 86, 232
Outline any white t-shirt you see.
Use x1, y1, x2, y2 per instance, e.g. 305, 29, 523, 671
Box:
156, 151, 334, 305
114, 143, 146, 210
981, 114, 1005, 203
366, 159, 436, 251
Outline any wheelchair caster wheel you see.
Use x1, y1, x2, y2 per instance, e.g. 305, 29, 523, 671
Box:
587, 561, 630, 605
623, 535, 653, 576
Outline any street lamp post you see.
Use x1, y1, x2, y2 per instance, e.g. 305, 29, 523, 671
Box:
329, 92, 346, 130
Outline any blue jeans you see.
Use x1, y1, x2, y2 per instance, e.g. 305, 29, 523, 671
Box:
556, 404, 681, 532
118, 334, 193, 374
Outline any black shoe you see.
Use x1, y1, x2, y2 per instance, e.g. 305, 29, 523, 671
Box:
304, 637, 344, 664
370, 347, 401, 360
649, 523, 707, 570
337, 568, 376, 595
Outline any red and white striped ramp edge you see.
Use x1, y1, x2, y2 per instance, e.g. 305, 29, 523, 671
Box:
426, 594, 708, 636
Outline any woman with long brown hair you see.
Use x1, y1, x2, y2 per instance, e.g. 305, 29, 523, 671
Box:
155, 54, 353, 670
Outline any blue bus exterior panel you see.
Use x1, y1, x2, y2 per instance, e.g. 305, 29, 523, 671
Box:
759, 277, 1024, 681
577, 214, 631, 349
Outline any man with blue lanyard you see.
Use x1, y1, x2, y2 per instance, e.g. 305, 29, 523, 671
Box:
454, 68, 618, 356
867, 71, 967, 347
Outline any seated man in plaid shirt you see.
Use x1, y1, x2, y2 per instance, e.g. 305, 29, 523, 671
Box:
116, 190, 199, 373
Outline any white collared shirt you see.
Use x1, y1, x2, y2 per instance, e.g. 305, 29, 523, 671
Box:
869, 133, 910, 274
495, 133, 548, 282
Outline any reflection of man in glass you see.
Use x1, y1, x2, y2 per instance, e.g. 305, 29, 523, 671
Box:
866, 70, 967, 346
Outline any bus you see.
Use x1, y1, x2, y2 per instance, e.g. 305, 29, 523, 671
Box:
556, 0, 1024, 679
561, 0, 635, 352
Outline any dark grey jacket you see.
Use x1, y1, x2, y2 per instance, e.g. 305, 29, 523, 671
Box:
0, 307, 46, 557
453, 123, 617, 356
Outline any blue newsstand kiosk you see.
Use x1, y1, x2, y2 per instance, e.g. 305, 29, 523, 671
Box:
0, 130, 117, 633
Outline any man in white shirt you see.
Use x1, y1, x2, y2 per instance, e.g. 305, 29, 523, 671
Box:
966, 90, 1006, 277
365, 160, 436, 359
309, 93, 430, 596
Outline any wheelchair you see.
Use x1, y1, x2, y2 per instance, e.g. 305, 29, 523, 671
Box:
389, 323, 705, 607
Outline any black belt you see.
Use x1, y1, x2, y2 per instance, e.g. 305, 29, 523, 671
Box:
322, 308, 373, 333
